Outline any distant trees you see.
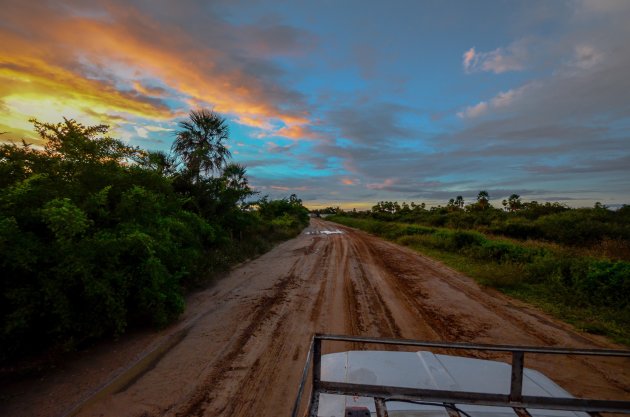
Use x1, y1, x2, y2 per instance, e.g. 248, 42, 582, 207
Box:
335, 191, 630, 250
455, 195, 464, 209
447, 195, 465, 212
502, 194, 522, 212
476, 190, 489, 209
311, 206, 342, 216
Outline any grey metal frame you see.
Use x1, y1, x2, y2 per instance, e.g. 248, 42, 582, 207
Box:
291, 334, 630, 417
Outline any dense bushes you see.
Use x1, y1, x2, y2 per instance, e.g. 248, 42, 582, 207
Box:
0, 115, 309, 363
359, 199, 630, 254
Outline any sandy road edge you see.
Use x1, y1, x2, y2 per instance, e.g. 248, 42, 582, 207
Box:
60, 320, 194, 417
57, 243, 297, 417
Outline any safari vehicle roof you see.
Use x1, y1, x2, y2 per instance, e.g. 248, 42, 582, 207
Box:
292, 334, 630, 417
319, 350, 587, 417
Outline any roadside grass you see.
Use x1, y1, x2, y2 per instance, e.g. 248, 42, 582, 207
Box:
330, 216, 630, 346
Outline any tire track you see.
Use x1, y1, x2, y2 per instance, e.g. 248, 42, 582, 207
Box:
173, 265, 300, 417
348, 239, 402, 339
339, 223, 630, 394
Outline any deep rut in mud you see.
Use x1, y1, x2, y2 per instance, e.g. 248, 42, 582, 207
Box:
2, 219, 628, 417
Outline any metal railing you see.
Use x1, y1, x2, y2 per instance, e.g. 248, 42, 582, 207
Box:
291, 334, 630, 417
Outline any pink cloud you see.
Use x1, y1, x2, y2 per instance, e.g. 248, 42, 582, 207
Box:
457, 101, 488, 119
366, 178, 395, 190
463, 47, 476, 72
462, 40, 528, 74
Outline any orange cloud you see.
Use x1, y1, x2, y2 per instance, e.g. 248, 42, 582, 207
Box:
0, 1, 312, 141
341, 178, 356, 185
275, 124, 319, 140
463, 47, 476, 71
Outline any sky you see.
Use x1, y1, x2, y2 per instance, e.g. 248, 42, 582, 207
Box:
1, 0, 629, 209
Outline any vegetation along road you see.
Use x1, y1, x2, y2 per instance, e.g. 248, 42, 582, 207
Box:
3, 218, 628, 417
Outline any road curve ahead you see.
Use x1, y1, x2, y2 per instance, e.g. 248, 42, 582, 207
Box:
3, 218, 629, 417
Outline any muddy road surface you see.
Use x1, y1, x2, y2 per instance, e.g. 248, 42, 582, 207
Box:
2, 218, 628, 417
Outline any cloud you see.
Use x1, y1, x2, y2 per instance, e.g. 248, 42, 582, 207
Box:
269, 185, 309, 192
457, 101, 488, 119
526, 155, 630, 175
462, 47, 476, 71
571, 45, 603, 70
327, 102, 419, 145
0, 0, 314, 141
366, 178, 396, 190
463, 40, 530, 74
265, 141, 296, 153
577, 0, 630, 15
134, 126, 148, 138
239, 19, 317, 57
275, 124, 320, 140
133, 81, 169, 98
457, 87, 524, 119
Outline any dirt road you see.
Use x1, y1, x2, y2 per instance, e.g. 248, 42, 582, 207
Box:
2, 219, 628, 417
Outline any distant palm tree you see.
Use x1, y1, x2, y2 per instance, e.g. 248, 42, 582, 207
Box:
172, 109, 231, 181
455, 195, 464, 209
477, 190, 489, 209
507, 194, 522, 212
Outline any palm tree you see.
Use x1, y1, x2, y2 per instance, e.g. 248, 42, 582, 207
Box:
137, 150, 179, 176
507, 194, 521, 212
455, 195, 464, 209
223, 162, 248, 190
477, 190, 489, 209
172, 109, 231, 181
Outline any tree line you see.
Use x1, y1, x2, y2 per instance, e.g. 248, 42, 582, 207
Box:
362, 191, 630, 249
0, 110, 309, 363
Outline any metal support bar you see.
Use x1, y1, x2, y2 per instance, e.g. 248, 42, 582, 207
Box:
291, 337, 314, 417
510, 351, 525, 402
318, 380, 630, 414
374, 398, 389, 417
444, 403, 462, 417
308, 336, 322, 417
513, 407, 533, 417
315, 334, 630, 357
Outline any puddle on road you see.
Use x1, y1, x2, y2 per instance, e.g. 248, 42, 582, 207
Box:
305, 229, 344, 235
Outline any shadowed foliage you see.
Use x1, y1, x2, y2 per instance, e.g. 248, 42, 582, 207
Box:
0, 113, 309, 364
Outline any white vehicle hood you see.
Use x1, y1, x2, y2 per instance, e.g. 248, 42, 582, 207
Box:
318, 350, 587, 417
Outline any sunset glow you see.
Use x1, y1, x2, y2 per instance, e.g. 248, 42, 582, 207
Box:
2, 0, 630, 208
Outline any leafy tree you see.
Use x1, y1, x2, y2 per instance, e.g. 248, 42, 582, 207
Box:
33, 118, 139, 164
